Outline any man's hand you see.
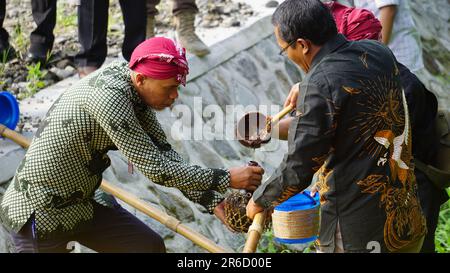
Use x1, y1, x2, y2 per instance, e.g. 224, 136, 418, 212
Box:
284, 82, 300, 108
213, 200, 234, 232
310, 183, 319, 197
273, 117, 293, 141
229, 166, 264, 192
246, 198, 264, 220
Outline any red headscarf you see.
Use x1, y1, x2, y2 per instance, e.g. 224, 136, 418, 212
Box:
129, 37, 189, 86
325, 1, 382, 41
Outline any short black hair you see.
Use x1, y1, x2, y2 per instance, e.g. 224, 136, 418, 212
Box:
272, 0, 338, 46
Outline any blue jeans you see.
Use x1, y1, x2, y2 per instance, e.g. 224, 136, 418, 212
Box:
10, 199, 166, 253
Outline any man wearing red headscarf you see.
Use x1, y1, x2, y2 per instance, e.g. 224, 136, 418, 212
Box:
325, 1, 382, 41
1, 37, 264, 253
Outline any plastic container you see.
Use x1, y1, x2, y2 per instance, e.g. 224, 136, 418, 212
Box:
272, 191, 320, 244
0, 91, 19, 130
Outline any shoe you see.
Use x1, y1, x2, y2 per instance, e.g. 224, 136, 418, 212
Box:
77, 66, 98, 78
26, 42, 55, 66
25, 52, 48, 66
174, 10, 210, 57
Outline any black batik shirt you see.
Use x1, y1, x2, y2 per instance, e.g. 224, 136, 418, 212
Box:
253, 34, 426, 253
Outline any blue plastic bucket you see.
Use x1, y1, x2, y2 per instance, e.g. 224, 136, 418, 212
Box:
0, 91, 20, 130
272, 191, 320, 244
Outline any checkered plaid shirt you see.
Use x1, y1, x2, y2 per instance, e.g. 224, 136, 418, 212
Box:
0, 61, 230, 238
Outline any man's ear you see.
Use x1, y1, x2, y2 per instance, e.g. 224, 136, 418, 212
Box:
134, 73, 147, 86
297, 38, 310, 55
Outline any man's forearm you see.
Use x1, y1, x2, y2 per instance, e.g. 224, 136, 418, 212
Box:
272, 117, 293, 141
181, 189, 224, 214
379, 5, 397, 44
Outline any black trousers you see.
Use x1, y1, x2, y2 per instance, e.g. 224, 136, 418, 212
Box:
10, 198, 166, 253
0, 0, 8, 48
0, 0, 56, 53
29, 0, 57, 56
75, 0, 147, 68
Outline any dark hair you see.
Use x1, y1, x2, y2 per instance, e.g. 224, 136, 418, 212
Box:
272, 0, 338, 46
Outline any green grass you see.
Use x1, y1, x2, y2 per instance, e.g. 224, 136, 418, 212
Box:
256, 229, 313, 253
19, 61, 47, 99
0, 48, 10, 76
56, 2, 77, 28
106, 1, 124, 37
435, 189, 450, 253
57, 10, 77, 28
11, 21, 29, 58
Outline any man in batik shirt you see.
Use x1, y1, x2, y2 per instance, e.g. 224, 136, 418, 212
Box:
246, 0, 426, 253
0, 37, 264, 252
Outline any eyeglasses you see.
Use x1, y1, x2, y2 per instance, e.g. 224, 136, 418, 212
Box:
279, 40, 297, 56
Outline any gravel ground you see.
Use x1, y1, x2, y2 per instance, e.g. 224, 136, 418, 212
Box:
0, 0, 260, 100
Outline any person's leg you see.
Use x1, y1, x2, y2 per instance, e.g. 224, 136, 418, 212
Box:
118, 0, 146, 61
75, 0, 108, 75
0, 0, 15, 60
146, 0, 160, 16
145, 0, 161, 38
29, 0, 57, 62
10, 215, 73, 253
77, 200, 166, 253
9, 221, 38, 253
172, 0, 198, 15
172, 0, 209, 56
0, 0, 9, 47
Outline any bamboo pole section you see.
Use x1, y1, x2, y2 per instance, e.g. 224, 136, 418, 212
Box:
271, 104, 294, 125
0, 124, 232, 253
100, 180, 232, 253
0, 124, 30, 148
242, 211, 267, 253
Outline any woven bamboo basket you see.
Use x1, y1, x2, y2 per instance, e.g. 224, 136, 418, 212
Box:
272, 191, 320, 244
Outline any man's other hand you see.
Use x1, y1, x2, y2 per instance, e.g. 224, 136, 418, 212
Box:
229, 165, 264, 192
246, 198, 264, 220
284, 82, 300, 108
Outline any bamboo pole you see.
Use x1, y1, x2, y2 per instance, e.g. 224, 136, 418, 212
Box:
0, 124, 232, 253
100, 180, 232, 253
242, 211, 267, 253
271, 104, 294, 125
0, 124, 30, 148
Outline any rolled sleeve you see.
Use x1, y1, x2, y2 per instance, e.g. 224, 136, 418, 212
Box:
375, 0, 399, 8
